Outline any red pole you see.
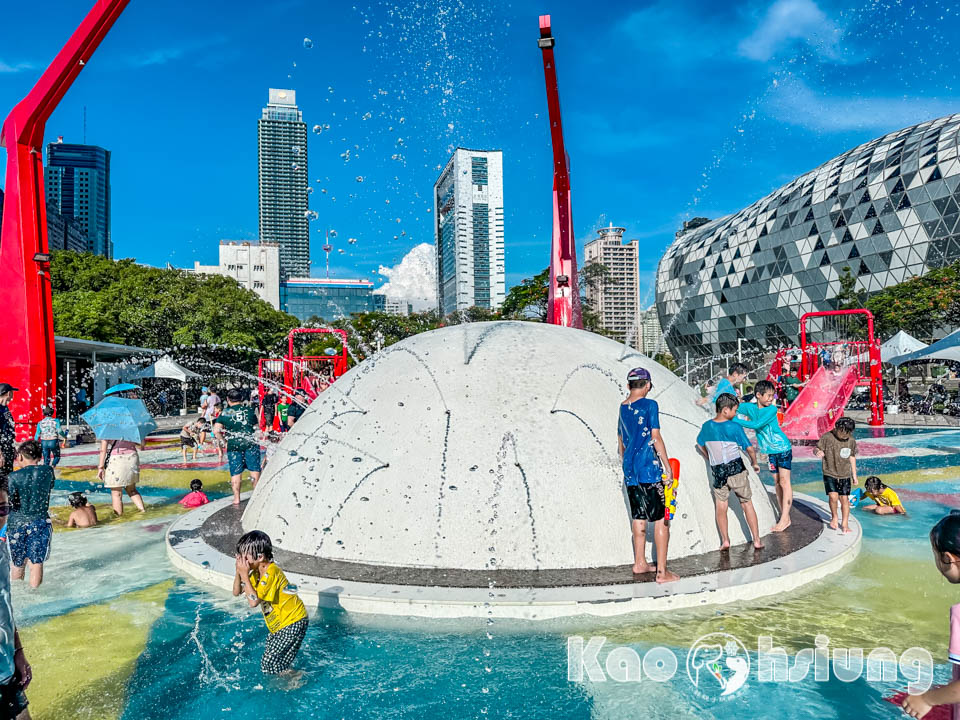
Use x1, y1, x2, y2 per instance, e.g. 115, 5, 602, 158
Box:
538, 15, 582, 329
0, 0, 131, 439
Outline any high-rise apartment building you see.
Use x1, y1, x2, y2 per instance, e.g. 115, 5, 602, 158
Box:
434, 148, 505, 315
583, 224, 640, 346
193, 241, 282, 309
258, 89, 309, 280
45, 140, 111, 257
639, 305, 669, 357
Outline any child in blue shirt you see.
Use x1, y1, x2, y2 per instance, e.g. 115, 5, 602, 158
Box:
696, 393, 764, 550
734, 379, 793, 532
617, 367, 678, 584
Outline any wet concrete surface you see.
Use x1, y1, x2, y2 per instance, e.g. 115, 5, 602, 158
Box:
184, 494, 824, 589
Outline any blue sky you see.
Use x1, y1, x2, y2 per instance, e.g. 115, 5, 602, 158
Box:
2, 0, 960, 303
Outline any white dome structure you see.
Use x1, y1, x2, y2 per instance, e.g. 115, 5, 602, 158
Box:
243, 321, 778, 571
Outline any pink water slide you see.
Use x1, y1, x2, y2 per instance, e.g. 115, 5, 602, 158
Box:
781, 365, 858, 442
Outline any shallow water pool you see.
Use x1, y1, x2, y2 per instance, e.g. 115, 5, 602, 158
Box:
15, 429, 960, 719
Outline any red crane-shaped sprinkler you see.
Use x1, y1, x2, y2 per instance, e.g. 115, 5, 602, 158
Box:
0, 0, 131, 439
538, 15, 582, 329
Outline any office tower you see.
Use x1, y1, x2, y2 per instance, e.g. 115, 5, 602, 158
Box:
44, 139, 111, 257
280, 277, 374, 322
193, 241, 281, 309
583, 224, 640, 346
46, 202, 88, 253
258, 89, 310, 280
434, 148, 505, 315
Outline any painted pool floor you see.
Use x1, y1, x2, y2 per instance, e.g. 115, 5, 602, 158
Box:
16, 430, 960, 719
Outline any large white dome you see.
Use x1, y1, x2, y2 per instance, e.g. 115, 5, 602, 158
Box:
243, 321, 777, 571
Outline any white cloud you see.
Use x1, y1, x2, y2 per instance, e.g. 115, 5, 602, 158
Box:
771, 79, 959, 133
739, 0, 841, 62
373, 243, 436, 311
0, 60, 34, 73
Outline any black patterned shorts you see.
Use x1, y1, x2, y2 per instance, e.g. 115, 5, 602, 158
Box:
261, 617, 308, 674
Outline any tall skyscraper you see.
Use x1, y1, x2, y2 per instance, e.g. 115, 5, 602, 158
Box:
44, 140, 112, 257
258, 89, 309, 280
583, 224, 640, 346
434, 148, 505, 315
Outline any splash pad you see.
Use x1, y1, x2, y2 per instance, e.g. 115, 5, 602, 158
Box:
168, 322, 859, 619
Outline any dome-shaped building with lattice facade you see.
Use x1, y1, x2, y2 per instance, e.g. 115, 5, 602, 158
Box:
656, 113, 960, 357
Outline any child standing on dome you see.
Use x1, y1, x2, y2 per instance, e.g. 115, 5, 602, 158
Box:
617, 367, 678, 584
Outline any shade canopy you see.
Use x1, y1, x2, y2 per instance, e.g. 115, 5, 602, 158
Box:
130, 356, 201, 383
879, 330, 928, 364
888, 329, 960, 366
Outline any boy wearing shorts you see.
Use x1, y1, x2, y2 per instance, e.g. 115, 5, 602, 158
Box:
215, 389, 262, 505
814, 417, 858, 533
233, 530, 308, 676
8, 442, 55, 589
696, 393, 764, 550
734, 379, 794, 532
617, 367, 678, 584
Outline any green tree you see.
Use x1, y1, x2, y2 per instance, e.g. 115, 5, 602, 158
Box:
50, 251, 298, 373
500, 267, 549, 320
865, 262, 960, 339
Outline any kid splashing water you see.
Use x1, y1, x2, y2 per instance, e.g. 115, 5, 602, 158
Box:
863, 476, 906, 515
233, 530, 308, 678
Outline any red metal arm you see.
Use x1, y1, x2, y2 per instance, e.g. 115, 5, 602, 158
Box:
538, 15, 582, 329
0, 0, 130, 439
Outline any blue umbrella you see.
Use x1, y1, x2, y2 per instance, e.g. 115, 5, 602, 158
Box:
81, 396, 157, 444
103, 383, 141, 397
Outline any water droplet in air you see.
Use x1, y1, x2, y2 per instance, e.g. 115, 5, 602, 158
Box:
313, 124, 322, 134
356, 176, 364, 183
303, 38, 313, 49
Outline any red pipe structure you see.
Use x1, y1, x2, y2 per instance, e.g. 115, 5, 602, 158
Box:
538, 15, 583, 329
0, 0, 130, 439
798, 309, 884, 427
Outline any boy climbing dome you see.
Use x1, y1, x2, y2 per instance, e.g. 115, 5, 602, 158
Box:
617, 367, 678, 583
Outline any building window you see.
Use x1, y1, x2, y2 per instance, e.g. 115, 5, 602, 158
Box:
471, 156, 488, 188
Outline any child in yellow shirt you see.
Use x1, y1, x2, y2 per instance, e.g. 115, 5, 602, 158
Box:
862, 476, 906, 515
233, 530, 308, 674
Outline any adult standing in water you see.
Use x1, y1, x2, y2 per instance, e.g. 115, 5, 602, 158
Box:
0, 384, 17, 475
96, 388, 146, 517
215, 388, 262, 505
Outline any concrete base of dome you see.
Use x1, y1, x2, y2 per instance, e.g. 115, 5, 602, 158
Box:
167, 491, 859, 621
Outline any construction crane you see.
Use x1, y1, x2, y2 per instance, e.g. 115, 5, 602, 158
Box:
538, 14, 583, 329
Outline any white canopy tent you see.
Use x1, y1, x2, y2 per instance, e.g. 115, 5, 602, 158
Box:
888, 329, 960, 366
879, 330, 928, 364
130, 356, 201, 414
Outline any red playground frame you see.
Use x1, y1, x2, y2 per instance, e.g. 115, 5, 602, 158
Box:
770, 309, 884, 433
257, 328, 350, 428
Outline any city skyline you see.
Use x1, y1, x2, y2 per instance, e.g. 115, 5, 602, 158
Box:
2, 1, 960, 300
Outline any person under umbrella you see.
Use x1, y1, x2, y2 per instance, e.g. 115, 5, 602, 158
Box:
83, 386, 156, 517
